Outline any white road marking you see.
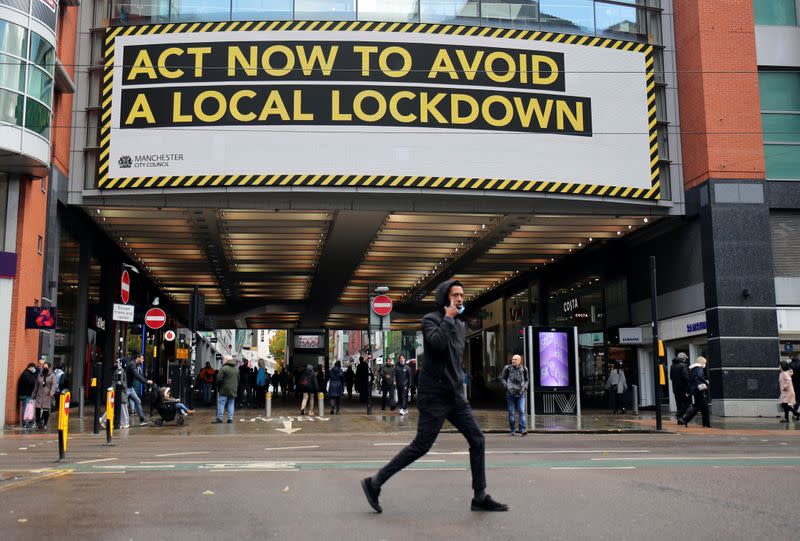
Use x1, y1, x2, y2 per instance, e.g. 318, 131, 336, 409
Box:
94, 464, 175, 469
372, 443, 410, 446
264, 445, 320, 451
155, 451, 210, 457
430, 449, 653, 456
276, 420, 302, 435
591, 456, 800, 461
76, 458, 118, 464
551, 467, 637, 470
407, 468, 466, 471
18, 447, 27, 451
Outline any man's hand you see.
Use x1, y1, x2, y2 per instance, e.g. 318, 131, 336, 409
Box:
147, 380, 153, 385
444, 303, 459, 319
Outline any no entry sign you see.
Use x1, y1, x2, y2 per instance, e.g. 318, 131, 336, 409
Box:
144, 307, 166, 330
372, 295, 393, 317
120, 270, 130, 304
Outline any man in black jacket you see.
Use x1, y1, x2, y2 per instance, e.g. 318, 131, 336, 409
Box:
670, 353, 691, 423
126, 355, 152, 423
18, 363, 38, 428
790, 355, 800, 408
361, 279, 507, 513
394, 355, 411, 415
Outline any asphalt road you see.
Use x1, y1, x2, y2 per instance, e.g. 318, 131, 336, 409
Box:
1, 428, 799, 541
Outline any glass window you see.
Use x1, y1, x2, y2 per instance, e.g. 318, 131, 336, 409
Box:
759, 72, 800, 111
645, 6, 662, 44
170, 0, 231, 22
0, 53, 26, 92
295, 0, 357, 20
27, 65, 52, 106
0, 88, 23, 126
29, 33, 54, 75
24, 97, 50, 137
420, 0, 480, 25
595, 2, 645, 40
232, 0, 293, 20
112, 0, 171, 25
539, 0, 594, 34
481, 0, 539, 29
0, 176, 6, 251
754, 0, 798, 26
762, 113, 800, 143
765, 144, 800, 179
358, 0, 419, 22
0, 20, 27, 58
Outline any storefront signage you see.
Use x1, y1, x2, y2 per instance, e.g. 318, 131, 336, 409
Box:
95, 315, 106, 331
25, 306, 57, 329
99, 22, 658, 199
112, 303, 135, 322
686, 321, 707, 334
619, 327, 643, 345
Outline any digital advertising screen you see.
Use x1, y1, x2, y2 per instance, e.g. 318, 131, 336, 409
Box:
538, 331, 570, 387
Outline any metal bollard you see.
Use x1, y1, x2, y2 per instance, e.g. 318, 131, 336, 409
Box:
266, 391, 272, 418
318, 392, 325, 417
57, 390, 71, 463
105, 387, 115, 446
632, 385, 639, 415
79, 386, 84, 419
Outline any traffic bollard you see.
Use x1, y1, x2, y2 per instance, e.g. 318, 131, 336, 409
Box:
266, 391, 272, 418
318, 393, 325, 417
632, 385, 639, 415
105, 387, 115, 446
79, 386, 84, 419
57, 390, 71, 462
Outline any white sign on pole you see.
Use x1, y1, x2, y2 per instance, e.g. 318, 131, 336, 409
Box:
112, 303, 135, 322
619, 327, 644, 345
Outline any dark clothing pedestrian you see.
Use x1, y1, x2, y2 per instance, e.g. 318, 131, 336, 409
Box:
681, 362, 711, 427
18, 367, 37, 399
408, 361, 417, 403
327, 365, 345, 414
379, 363, 396, 410
365, 279, 505, 513
316, 367, 326, 398
395, 362, 411, 411
789, 357, 800, 404
670, 358, 691, 420
345, 366, 355, 399
356, 359, 369, 402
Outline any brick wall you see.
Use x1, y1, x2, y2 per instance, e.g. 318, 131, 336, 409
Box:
673, 0, 766, 188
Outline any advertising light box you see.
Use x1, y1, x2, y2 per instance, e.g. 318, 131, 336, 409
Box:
100, 21, 659, 199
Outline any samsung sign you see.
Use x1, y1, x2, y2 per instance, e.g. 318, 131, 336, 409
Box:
99, 22, 659, 198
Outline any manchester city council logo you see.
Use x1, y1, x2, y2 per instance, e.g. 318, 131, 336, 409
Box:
118, 155, 132, 168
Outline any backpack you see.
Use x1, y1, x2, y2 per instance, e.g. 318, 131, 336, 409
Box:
256, 368, 267, 387
299, 373, 311, 390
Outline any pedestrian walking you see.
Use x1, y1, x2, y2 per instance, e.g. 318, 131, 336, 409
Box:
255, 359, 270, 409
394, 355, 411, 415
17, 363, 37, 428
679, 356, 712, 428
789, 355, 800, 410
778, 360, 799, 422
272, 368, 282, 397
361, 279, 508, 513
670, 353, 691, 423
215, 355, 239, 423
408, 359, 417, 404
356, 357, 369, 402
345, 363, 355, 399
32, 362, 57, 430
316, 365, 326, 403
501, 354, 529, 436
298, 364, 318, 416
126, 355, 153, 423
281, 369, 290, 399
606, 361, 628, 414
199, 362, 215, 405
379, 357, 397, 411
327, 361, 345, 414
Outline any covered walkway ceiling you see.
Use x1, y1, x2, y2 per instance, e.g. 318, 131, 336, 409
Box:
87, 207, 659, 330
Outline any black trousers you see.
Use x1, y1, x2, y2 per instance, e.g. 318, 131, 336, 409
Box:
373, 389, 486, 492
381, 385, 396, 410
35, 407, 50, 428
683, 391, 710, 427
330, 396, 341, 412
674, 393, 691, 419
397, 384, 408, 410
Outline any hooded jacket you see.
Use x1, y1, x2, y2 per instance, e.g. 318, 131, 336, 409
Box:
419, 279, 466, 395
688, 363, 709, 395
327, 366, 345, 397
217, 359, 240, 398
669, 359, 690, 395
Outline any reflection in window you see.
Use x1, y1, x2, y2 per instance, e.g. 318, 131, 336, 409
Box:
0, 20, 27, 58
420, 0, 480, 25
0, 54, 26, 92
25, 97, 50, 137
171, 0, 231, 22
295, 0, 357, 20
595, 2, 644, 41
358, 0, 419, 22
0, 88, 23, 126
539, 0, 593, 34
481, 0, 538, 29
29, 33, 55, 74
112, 0, 170, 25
754, 0, 798, 26
27, 66, 53, 106
232, 0, 293, 20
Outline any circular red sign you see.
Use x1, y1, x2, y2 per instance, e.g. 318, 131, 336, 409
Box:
164, 330, 176, 342
145, 307, 167, 330
372, 295, 393, 317
121, 270, 130, 304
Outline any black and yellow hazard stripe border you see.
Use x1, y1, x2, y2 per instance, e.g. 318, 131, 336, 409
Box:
98, 20, 660, 200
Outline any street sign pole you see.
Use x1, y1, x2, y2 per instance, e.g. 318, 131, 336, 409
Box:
650, 256, 663, 431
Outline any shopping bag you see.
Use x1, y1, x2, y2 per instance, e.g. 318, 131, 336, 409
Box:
23, 400, 35, 422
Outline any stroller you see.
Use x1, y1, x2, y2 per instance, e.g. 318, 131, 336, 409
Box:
150, 384, 185, 426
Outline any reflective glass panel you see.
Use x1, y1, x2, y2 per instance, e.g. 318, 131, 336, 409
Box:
170, 0, 231, 22
0, 88, 23, 126
759, 72, 800, 111
0, 53, 26, 92
26, 97, 50, 137
29, 32, 54, 75
295, 0, 357, 20
0, 20, 27, 58
539, 0, 593, 34
112, 0, 170, 24
358, 0, 419, 22
232, 0, 293, 20
753, 0, 798, 26
595, 2, 645, 40
765, 144, 800, 179
420, 0, 480, 25
762, 114, 800, 143
27, 65, 52, 106
481, 0, 539, 29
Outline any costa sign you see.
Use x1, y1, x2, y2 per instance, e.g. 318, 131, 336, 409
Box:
99, 22, 658, 199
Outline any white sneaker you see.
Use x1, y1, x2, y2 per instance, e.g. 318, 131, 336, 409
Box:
121, 424, 130, 429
